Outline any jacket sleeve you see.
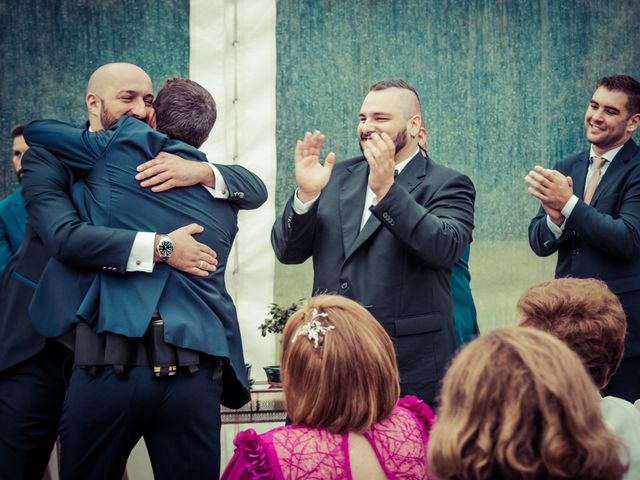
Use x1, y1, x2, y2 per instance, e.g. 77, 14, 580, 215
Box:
371, 171, 475, 269
214, 164, 268, 210
565, 180, 640, 260
0, 205, 12, 274
271, 193, 318, 264
21, 146, 135, 271
23, 119, 112, 173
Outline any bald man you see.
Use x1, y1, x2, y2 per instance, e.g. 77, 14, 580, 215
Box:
271, 79, 475, 404
0, 63, 221, 479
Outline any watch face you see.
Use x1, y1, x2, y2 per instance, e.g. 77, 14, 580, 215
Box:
158, 240, 174, 258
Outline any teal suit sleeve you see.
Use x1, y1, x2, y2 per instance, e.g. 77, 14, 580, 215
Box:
24, 119, 114, 172
0, 202, 13, 273
213, 164, 268, 210
21, 146, 135, 271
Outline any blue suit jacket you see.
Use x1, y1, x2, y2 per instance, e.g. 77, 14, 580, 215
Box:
529, 139, 640, 358
449, 245, 478, 346
0, 147, 136, 373
24, 116, 267, 407
0, 187, 27, 273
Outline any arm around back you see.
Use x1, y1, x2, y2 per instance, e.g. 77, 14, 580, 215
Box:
21, 146, 135, 271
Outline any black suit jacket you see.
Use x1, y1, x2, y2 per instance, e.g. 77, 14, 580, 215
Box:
529, 139, 640, 357
272, 151, 475, 403
0, 147, 134, 372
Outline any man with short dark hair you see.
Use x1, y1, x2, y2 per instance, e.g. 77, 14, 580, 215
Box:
527, 75, 640, 402
0, 124, 28, 272
272, 79, 475, 404
24, 74, 266, 479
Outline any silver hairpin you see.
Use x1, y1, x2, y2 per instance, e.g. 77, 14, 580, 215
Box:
292, 308, 335, 349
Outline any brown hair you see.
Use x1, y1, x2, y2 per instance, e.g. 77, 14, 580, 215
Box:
11, 124, 25, 139
517, 278, 626, 389
153, 77, 216, 148
597, 75, 640, 116
281, 295, 400, 433
428, 327, 627, 480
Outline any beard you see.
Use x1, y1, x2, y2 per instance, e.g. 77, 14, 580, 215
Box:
359, 126, 408, 156
99, 102, 119, 130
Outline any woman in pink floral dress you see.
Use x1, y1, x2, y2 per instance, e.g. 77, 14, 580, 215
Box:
222, 295, 435, 479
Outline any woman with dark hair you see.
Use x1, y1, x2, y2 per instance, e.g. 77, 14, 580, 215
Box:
222, 294, 435, 479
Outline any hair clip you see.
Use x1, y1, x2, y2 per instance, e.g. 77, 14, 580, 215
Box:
292, 308, 335, 349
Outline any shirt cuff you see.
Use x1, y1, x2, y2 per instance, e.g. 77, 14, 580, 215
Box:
561, 194, 579, 219
126, 232, 155, 272
202, 163, 229, 199
292, 189, 319, 214
546, 215, 565, 238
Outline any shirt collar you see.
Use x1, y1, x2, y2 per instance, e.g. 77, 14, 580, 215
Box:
589, 144, 624, 163
394, 147, 420, 175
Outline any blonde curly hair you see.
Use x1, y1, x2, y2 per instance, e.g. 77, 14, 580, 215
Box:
428, 327, 627, 480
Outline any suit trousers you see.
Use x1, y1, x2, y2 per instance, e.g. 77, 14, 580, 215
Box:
0, 339, 72, 480
59, 365, 224, 480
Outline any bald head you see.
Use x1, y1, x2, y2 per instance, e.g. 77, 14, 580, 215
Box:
85, 63, 154, 130
87, 63, 151, 96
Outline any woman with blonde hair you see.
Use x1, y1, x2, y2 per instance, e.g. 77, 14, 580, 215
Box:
428, 326, 627, 480
222, 294, 435, 479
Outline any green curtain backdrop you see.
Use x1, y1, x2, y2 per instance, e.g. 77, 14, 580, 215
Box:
0, 0, 190, 196
273, 0, 640, 330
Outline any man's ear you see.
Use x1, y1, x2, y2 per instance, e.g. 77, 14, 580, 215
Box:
409, 114, 422, 138
628, 113, 640, 133
86, 92, 100, 116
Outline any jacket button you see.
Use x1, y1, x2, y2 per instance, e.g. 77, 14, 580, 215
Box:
340, 282, 349, 290
572, 249, 580, 256
233, 191, 245, 199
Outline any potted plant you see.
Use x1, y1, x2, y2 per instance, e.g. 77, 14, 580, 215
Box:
258, 300, 302, 386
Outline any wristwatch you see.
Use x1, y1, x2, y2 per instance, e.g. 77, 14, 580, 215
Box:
156, 235, 174, 262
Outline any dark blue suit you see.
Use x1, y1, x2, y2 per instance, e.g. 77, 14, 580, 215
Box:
0, 187, 27, 273
23, 116, 267, 479
529, 139, 640, 402
0, 148, 136, 480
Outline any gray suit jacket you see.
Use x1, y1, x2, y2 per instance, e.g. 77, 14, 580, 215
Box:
272, 151, 475, 403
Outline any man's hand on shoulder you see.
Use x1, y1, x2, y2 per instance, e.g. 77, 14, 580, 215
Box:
156, 223, 218, 277
136, 152, 215, 192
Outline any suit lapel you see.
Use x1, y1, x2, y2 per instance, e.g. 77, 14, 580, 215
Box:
591, 139, 639, 205
570, 152, 590, 201
344, 152, 427, 260
339, 160, 369, 256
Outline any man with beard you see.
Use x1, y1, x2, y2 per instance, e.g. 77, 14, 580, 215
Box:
527, 75, 640, 402
0, 63, 221, 480
0, 125, 29, 272
271, 79, 475, 404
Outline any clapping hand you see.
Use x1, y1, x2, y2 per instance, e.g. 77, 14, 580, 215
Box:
295, 131, 336, 202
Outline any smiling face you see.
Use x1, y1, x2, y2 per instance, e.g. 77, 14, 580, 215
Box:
86, 63, 154, 131
584, 86, 640, 155
357, 87, 421, 162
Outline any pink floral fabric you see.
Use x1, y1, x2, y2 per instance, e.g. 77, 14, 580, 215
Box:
221, 395, 435, 479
